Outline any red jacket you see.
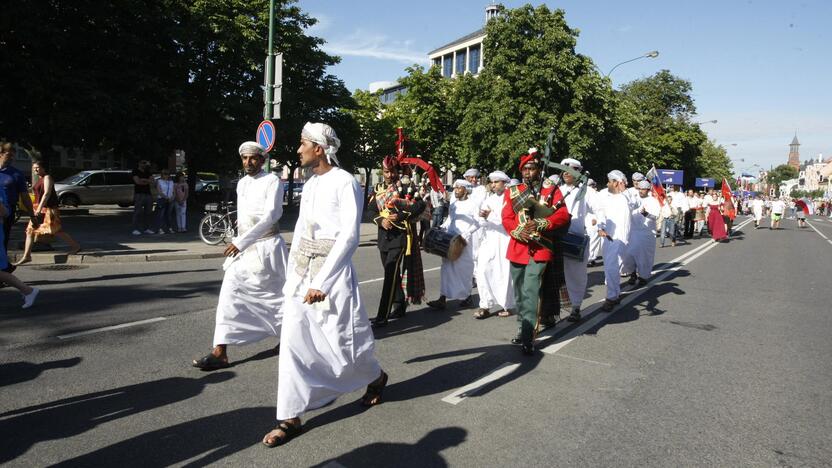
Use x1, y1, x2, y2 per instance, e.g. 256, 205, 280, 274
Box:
501, 183, 570, 264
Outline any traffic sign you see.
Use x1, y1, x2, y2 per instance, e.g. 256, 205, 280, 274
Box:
257, 120, 276, 153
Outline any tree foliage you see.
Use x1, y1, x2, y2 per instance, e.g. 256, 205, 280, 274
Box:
766, 164, 799, 193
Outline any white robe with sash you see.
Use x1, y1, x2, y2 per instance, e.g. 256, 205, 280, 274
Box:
276, 167, 381, 420
623, 195, 660, 280
439, 195, 479, 300
596, 190, 632, 301
213, 171, 287, 346
559, 183, 597, 308
474, 192, 514, 310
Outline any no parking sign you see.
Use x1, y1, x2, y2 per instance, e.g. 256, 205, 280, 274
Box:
256, 120, 276, 153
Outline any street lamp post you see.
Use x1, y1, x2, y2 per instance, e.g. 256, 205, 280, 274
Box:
605, 50, 659, 77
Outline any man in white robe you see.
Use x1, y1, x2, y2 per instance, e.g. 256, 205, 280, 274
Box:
623, 180, 661, 287
596, 170, 632, 312
426, 180, 479, 309
192, 141, 287, 370
751, 195, 765, 228
585, 179, 603, 266
558, 158, 597, 322
463, 168, 487, 276
263, 123, 386, 447
473, 171, 515, 319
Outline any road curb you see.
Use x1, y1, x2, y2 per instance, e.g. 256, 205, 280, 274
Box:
9, 251, 225, 265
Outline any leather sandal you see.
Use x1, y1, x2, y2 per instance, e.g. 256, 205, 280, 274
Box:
191, 353, 229, 371
263, 420, 303, 447
474, 309, 490, 320
361, 371, 388, 407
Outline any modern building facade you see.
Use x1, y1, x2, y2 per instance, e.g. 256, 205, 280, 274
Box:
427, 4, 499, 78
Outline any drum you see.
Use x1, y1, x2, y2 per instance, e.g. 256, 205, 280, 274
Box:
558, 232, 589, 260
424, 227, 467, 261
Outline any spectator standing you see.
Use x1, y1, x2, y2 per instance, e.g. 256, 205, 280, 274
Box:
131, 160, 154, 235
429, 184, 446, 228
0, 142, 36, 254
660, 194, 678, 247
155, 169, 175, 234
173, 173, 188, 233
14, 160, 81, 265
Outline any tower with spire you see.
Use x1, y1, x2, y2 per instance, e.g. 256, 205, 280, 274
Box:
787, 133, 800, 172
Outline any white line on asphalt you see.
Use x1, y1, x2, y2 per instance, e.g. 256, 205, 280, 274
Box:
539, 218, 753, 355
358, 266, 440, 285
441, 362, 521, 405
805, 221, 832, 246
555, 353, 612, 367
56, 317, 167, 340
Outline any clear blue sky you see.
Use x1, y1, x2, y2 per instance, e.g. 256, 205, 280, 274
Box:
297, 0, 831, 174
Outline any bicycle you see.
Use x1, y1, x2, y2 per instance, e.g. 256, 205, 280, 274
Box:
198, 201, 237, 245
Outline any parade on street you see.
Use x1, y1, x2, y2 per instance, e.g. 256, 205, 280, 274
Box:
2, 1, 831, 466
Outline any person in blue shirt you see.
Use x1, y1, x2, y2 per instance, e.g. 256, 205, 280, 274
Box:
0, 186, 40, 308
0, 142, 37, 252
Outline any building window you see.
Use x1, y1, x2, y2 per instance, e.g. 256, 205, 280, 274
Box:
443, 54, 453, 77
456, 49, 466, 75
469, 45, 480, 74
432, 58, 441, 68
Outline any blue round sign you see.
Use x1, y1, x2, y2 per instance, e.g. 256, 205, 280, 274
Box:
256, 120, 276, 152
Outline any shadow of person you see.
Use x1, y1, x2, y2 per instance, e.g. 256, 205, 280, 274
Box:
51, 406, 273, 467
583, 278, 687, 337
0, 357, 82, 387
312, 427, 467, 468
0, 371, 235, 463
372, 306, 463, 340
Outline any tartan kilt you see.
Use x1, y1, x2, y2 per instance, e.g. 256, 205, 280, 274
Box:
401, 224, 425, 304
539, 246, 571, 319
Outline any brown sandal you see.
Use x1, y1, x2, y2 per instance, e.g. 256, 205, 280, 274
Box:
474, 309, 490, 320
361, 371, 388, 407
263, 420, 303, 447
497, 309, 513, 317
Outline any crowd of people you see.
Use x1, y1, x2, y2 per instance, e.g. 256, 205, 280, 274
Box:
131, 161, 189, 235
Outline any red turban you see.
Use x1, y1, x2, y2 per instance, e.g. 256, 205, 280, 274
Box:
518, 153, 540, 171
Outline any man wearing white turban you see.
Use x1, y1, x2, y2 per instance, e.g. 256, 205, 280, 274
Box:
595, 170, 632, 311
192, 141, 288, 370
427, 179, 479, 309
622, 180, 660, 287
472, 171, 515, 319
263, 123, 386, 447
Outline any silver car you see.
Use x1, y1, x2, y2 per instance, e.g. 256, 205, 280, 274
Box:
55, 170, 135, 207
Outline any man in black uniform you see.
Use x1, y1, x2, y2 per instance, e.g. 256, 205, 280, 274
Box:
367, 156, 426, 328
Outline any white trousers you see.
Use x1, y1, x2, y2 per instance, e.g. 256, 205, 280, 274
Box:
174, 202, 187, 231
602, 238, 626, 300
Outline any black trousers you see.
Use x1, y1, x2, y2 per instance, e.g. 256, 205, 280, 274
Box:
375, 246, 406, 321
684, 211, 695, 238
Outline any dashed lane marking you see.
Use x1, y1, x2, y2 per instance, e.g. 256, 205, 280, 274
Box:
441, 362, 521, 405
56, 317, 167, 340
358, 267, 440, 285
806, 221, 832, 246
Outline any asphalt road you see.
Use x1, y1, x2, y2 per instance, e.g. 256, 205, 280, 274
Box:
1, 215, 831, 467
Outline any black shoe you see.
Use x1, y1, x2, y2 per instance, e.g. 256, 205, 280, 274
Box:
637, 278, 648, 287
539, 317, 557, 330
566, 308, 581, 322
587, 260, 596, 267
458, 296, 473, 308
510, 336, 522, 345
627, 273, 637, 285
371, 318, 388, 329
601, 299, 616, 312
389, 308, 406, 319
426, 298, 446, 310
521, 344, 535, 356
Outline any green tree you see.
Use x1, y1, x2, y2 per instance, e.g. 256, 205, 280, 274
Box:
694, 140, 734, 182
766, 164, 799, 195
343, 89, 396, 202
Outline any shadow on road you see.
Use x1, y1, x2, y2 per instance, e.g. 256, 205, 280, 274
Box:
50, 406, 273, 467
24, 269, 216, 287
0, 357, 82, 387
312, 426, 467, 468
0, 371, 235, 464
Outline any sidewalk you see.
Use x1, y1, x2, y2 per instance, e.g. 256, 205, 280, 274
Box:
6, 205, 379, 265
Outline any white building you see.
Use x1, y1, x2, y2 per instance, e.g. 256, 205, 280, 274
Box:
427, 4, 499, 78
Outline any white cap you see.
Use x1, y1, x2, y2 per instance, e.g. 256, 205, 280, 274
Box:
637, 180, 651, 189
488, 170, 510, 182
238, 141, 266, 156
508, 178, 520, 187
560, 158, 582, 170
631, 172, 645, 182
548, 174, 560, 182
301, 122, 341, 166
463, 168, 480, 178
453, 179, 472, 188
607, 170, 627, 182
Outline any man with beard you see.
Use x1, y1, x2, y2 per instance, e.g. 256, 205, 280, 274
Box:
191, 141, 287, 370
472, 171, 515, 319
367, 156, 425, 328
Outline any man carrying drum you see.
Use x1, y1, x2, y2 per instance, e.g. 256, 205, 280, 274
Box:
426, 180, 479, 310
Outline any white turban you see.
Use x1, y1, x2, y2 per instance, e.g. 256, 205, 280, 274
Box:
560, 158, 582, 170
463, 168, 480, 178
548, 174, 560, 183
238, 141, 266, 156
637, 180, 651, 189
301, 122, 341, 166
607, 170, 627, 182
488, 170, 510, 182
508, 178, 520, 187
453, 179, 472, 189
587, 178, 597, 187
631, 172, 645, 182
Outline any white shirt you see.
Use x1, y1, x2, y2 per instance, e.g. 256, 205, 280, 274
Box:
156, 178, 174, 199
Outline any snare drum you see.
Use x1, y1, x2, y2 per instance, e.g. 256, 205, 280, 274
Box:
424, 227, 467, 261
558, 232, 589, 260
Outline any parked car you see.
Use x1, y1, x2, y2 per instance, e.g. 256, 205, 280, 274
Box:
55, 170, 135, 207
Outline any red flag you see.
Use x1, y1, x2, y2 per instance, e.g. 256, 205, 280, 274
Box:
646, 166, 666, 205
722, 178, 736, 220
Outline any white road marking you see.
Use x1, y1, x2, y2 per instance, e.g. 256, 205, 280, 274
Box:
540, 218, 753, 355
805, 221, 832, 245
555, 353, 613, 367
56, 317, 167, 340
358, 266, 440, 285
441, 362, 521, 405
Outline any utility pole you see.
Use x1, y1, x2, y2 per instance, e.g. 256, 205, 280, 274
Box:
263, 0, 282, 171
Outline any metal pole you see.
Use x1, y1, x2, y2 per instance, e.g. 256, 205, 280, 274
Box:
265, 0, 275, 121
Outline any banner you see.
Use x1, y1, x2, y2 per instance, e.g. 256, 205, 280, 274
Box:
695, 178, 715, 188
656, 169, 684, 186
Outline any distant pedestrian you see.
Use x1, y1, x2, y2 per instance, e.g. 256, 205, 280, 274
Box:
14, 160, 81, 265
174, 173, 188, 233
429, 184, 446, 228
0, 142, 36, 254
131, 160, 154, 235
154, 169, 175, 234
770, 198, 786, 230
705, 190, 728, 241
659, 195, 678, 247
0, 188, 39, 308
